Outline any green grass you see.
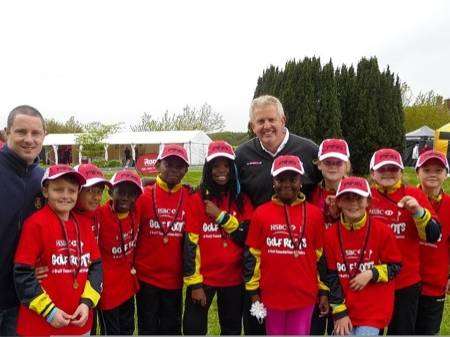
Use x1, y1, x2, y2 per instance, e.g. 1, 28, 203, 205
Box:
101, 168, 449, 335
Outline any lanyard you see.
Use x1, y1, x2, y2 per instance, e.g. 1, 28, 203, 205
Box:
58, 213, 82, 289
283, 202, 307, 258
113, 208, 138, 274
152, 185, 184, 243
337, 217, 371, 279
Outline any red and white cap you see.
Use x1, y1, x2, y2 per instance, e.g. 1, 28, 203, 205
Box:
110, 169, 143, 193
415, 150, 449, 171
318, 139, 350, 162
271, 155, 305, 177
157, 144, 189, 165
206, 140, 235, 162
41, 164, 86, 188
336, 176, 371, 198
74, 163, 112, 188
370, 148, 404, 171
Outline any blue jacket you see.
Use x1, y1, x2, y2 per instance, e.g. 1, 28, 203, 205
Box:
0, 145, 44, 310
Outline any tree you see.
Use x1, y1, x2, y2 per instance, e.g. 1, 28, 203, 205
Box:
131, 103, 225, 132
75, 122, 120, 160
45, 116, 84, 133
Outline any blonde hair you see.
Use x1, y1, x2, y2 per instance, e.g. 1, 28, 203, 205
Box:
249, 95, 285, 121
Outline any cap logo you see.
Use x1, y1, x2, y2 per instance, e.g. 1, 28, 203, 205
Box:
212, 144, 231, 152
51, 166, 70, 174
379, 153, 398, 161
119, 172, 138, 180
324, 143, 346, 152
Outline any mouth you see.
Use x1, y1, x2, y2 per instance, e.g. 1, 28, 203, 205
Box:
214, 175, 228, 183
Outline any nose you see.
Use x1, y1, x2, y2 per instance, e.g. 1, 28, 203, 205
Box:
23, 132, 34, 144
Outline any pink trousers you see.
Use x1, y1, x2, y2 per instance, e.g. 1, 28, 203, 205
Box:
266, 305, 315, 335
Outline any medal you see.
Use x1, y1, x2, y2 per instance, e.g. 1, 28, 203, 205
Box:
294, 250, 299, 258
73, 280, 79, 289
163, 236, 169, 244
130, 267, 137, 275
223, 241, 228, 248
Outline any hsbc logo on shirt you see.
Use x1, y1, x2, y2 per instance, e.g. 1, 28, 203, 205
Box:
56, 239, 85, 249
369, 208, 395, 217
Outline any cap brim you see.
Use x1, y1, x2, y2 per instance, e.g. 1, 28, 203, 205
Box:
157, 154, 189, 165
371, 161, 404, 171
336, 188, 371, 198
42, 171, 86, 188
319, 152, 349, 162
206, 152, 235, 162
272, 166, 304, 177
415, 156, 449, 170
111, 180, 144, 194
84, 177, 113, 188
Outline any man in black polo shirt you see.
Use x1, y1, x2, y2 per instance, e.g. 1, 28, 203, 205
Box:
236, 95, 321, 335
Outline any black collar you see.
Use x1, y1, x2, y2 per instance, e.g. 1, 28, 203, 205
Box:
0, 145, 40, 177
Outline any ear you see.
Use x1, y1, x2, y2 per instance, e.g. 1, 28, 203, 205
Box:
281, 115, 286, 126
42, 186, 49, 199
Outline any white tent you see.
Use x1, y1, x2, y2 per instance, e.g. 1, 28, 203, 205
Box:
43, 130, 212, 165
405, 125, 435, 140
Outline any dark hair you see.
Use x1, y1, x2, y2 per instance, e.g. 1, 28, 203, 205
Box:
198, 157, 244, 213
7, 105, 46, 131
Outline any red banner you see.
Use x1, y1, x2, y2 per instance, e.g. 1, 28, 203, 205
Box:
136, 153, 158, 175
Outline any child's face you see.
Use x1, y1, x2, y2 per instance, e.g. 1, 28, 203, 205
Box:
211, 157, 230, 186
370, 165, 402, 187
110, 182, 140, 213
158, 156, 188, 186
77, 183, 106, 212
273, 171, 301, 203
43, 178, 79, 217
317, 158, 347, 182
417, 161, 447, 191
337, 193, 368, 222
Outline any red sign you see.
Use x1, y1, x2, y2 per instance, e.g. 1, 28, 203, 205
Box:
136, 153, 158, 175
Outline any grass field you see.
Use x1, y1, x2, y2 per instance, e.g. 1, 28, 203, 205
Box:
103, 167, 449, 335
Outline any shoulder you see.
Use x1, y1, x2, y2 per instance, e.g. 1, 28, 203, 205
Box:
286, 133, 319, 152
235, 138, 260, 160
22, 206, 52, 230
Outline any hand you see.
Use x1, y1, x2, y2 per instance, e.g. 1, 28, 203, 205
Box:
35, 266, 49, 283
326, 195, 339, 219
397, 196, 421, 214
318, 295, 329, 317
49, 308, 71, 328
70, 303, 90, 327
191, 287, 207, 307
250, 294, 260, 303
334, 315, 353, 335
204, 200, 221, 219
349, 270, 373, 291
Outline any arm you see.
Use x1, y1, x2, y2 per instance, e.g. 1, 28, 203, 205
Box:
243, 246, 261, 297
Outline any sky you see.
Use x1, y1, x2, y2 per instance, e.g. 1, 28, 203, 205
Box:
0, 0, 449, 132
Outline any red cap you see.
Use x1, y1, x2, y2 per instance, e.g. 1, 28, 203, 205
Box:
110, 169, 143, 193
370, 148, 404, 171
271, 155, 304, 177
41, 164, 86, 188
318, 139, 350, 162
336, 176, 371, 198
206, 140, 235, 162
157, 144, 189, 165
416, 150, 449, 171
74, 163, 112, 188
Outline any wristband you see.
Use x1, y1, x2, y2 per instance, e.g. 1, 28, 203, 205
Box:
412, 208, 425, 219
46, 307, 57, 323
215, 211, 226, 224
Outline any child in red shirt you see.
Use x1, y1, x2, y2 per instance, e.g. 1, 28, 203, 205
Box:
96, 169, 143, 335
369, 148, 441, 335
324, 177, 402, 335
14, 165, 102, 336
310, 138, 350, 335
414, 150, 450, 334
244, 155, 327, 335
134, 144, 192, 334
183, 141, 253, 335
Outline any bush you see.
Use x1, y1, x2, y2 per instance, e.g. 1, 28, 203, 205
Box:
91, 159, 122, 168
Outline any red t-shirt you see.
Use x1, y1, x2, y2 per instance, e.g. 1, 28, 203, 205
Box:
419, 193, 450, 296
310, 183, 337, 228
97, 202, 139, 310
246, 199, 324, 310
185, 191, 253, 287
369, 185, 436, 290
14, 205, 100, 336
324, 218, 401, 328
134, 184, 191, 289
73, 208, 101, 243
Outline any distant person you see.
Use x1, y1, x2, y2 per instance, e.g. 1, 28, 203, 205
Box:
0, 105, 46, 335
412, 142, 419, 166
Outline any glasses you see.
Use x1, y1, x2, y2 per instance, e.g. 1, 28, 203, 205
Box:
376, 165, 401, 173
323, 159, 345, 167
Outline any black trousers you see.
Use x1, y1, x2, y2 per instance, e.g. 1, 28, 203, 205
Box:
242, 291, 266, 335
387, 282, 421, 335
414, 294, 446, 335
310, 303, 334, 335
136, 281, 182, 335
90, 309, 98, 335
98, 296, 135, 335
183, 284, 243, 335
